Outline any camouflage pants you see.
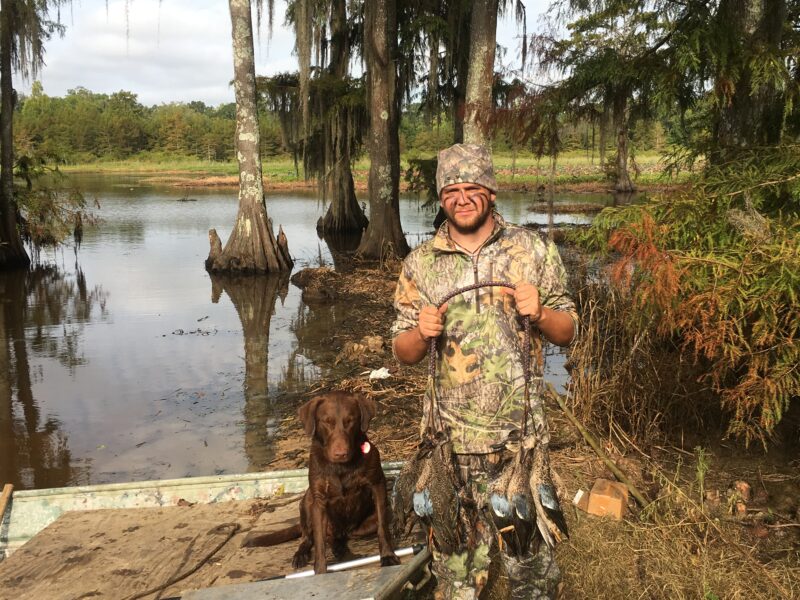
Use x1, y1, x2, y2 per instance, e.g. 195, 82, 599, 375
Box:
431, 453, 561, 600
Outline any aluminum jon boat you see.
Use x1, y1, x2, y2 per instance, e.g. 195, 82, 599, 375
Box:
0, 462, 430, 600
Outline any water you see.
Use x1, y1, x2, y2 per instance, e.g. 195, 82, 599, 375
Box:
0, 175, 607, 489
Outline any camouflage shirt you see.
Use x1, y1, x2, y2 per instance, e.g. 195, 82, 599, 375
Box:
391, 211, 578, 454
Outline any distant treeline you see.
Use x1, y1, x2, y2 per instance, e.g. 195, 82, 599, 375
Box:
15, 82, 668, 164
399, 108, 667, 157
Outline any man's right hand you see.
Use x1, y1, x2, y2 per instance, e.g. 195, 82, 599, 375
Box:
417, 303, 448, 341
393, 303, 449, 365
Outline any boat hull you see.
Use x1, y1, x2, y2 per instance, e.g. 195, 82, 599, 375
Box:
0, 461, 404, 559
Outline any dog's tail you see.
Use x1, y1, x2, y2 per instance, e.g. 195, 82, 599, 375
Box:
241, 523, 302, 548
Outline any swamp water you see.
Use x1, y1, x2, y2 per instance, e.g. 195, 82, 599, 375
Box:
0, 174, 610, 490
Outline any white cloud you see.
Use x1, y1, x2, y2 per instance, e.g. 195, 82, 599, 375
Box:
25, 0, 551, 106
31, 0, 297, 106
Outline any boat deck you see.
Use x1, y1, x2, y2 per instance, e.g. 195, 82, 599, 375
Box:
0, 493, 422, 600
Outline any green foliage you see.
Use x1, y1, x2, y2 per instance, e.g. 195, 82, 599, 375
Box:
19, 186, 89, 249
13, 85, 266, 164
16, 82, 676, 168
575, 145, 800, 445
703, 586, 721, 600
404, 157, 437, 207
12, 150, 96, 259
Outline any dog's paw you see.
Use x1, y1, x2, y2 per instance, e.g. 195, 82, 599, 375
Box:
332, 539, 350, 559
292, 549, 311, 569
240, 531, 260, 548
380, 554, 401, 567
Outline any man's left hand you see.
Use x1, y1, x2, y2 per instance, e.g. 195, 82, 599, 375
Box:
512, 283, 543, 322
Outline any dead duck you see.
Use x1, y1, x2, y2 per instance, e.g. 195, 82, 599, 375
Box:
529, 446, 569, 548
406, 431, 463, 554
489, 444, 535, 557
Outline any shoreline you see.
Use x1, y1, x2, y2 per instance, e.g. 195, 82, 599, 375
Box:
59, 154, 693, 195
66, 170, 691, 195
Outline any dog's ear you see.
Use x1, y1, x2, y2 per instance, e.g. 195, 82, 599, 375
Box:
298, 396, 323, 437
356, 394, 376, 432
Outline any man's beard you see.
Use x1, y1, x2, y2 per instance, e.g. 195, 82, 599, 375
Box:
443, 200, 493, 235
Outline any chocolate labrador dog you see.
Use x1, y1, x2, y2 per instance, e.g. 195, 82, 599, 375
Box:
243, 391, 399, 574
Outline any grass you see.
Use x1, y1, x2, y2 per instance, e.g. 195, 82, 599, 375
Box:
57, 150, 697, 191
553, 440, 800, 599
59, 156, 240, 175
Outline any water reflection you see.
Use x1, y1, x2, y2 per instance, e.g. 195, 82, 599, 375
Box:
321, 231, 362, 271
0, 267, 107, 488
209, 273, 290, 470
611, 191, 637, 206
0, 177, 603, 489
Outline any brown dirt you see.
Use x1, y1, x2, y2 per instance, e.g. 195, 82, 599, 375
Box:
266, 259, 425, 472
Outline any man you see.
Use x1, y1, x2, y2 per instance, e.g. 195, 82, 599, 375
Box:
391, 144, 578, 599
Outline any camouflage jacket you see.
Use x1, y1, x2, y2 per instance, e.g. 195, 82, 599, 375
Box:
391, 212, 578, 454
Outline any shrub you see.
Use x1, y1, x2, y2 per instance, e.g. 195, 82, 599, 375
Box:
572, 145, 800, 445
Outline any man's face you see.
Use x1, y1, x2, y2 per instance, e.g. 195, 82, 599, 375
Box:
440, 183, 496, 234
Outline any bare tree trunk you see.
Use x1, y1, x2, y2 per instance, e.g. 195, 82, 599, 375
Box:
207, 0, 292, 273
450, 1, 472, 144
357, 0, 409, 260
296, 0, 311, 143
598, 98, 609, 169
614, 95, 635, 193
0, 0, 30, 270
318, 0, 368, 235
318, 150, 366, 233
453, 54, 469, 142
714, 0, 786, 162
463, 0, 498, 146
427, 32, 439, 122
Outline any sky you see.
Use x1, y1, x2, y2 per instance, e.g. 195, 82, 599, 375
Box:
27, 0, 549, 107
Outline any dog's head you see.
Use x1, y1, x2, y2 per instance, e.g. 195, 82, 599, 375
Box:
298, 391, 376, 463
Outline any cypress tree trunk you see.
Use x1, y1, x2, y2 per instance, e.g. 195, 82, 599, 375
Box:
427, 32, 439, 122
613, 94, 635, 193
463, 0, 498, 146
0, 0, 30, 270
318, 0, 367, 234
714, 0, 786, 162
318, 148, 366, 233
450, 1, 472, 143
598, 98, 609, 168
206, 0, 292, 273
357, 0, 409, 260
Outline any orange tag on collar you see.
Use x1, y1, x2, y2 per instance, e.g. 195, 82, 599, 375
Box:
361, 441, 371, 454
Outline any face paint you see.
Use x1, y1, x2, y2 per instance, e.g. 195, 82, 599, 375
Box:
440, 184, 494, 235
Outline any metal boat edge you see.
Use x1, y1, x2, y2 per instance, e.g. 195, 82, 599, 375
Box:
0, 461, 405, 560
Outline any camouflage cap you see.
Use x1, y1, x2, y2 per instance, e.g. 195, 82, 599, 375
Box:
436, 143, 498, 196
